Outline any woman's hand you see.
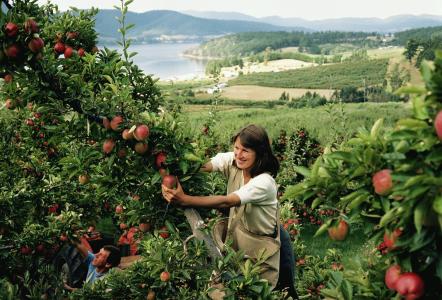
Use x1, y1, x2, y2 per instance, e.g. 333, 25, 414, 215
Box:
162, 180, 186, 204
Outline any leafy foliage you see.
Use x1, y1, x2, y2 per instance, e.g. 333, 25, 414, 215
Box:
282, 51, 442, 298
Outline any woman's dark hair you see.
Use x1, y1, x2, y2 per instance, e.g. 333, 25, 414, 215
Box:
232, 124, 279, 178
103, 245, 121, 267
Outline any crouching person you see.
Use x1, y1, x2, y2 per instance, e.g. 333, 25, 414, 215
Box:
64, 238, 121, 291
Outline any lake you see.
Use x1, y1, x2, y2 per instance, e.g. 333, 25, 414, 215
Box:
105, 43, 207, 81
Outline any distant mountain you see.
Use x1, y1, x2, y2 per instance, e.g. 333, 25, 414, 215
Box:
182, 11, 442, 33
182, 10, 258, 22
263, 14, 442, 32
95, 10, 306, 44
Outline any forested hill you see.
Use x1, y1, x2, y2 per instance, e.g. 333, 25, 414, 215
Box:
184, 31, 381, 57
184, 11, 442, 33
394, 26, 442, 44
94, 9, 306, 43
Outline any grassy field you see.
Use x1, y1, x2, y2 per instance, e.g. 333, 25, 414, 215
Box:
228, 59, 389, 89
301, 224, 372, 265
181, 102, 412, 145
219, 85, 334, 101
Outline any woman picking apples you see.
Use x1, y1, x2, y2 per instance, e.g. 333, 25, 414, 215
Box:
162, 124, 297, 298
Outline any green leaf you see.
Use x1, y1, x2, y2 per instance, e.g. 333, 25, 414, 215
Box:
281, 183, 306, 200
318, 167, 331, 178
433, 196, 442, 215
151, 172, 161, 185
126, 23, 135, 31
420, 60, 433, 85
370, 118, 383, 139
102, 75, 113, 84
425, 150, 442, 163
341, 279, 353, 300
348, 194, 369, 210
404, 175, 428, 188
184, 152, 202, 162
327, 151, 356, 163
249, 284, 263, 293
435, 257, 442, 282
314, 221, 331, 237
293, 166, 311, 178
414, 202, 426, 233
412, 95, 429, 120
396, 118, 428, 129
379, 208, 399, 227
179, 160, 189, 174
311, 197, 323, 209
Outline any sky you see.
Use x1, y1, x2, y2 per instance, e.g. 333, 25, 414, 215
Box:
37, 0, 442, 20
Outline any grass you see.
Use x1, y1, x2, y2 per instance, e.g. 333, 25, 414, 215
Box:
181, 102, 412, 146
228, 59, 389, 89
300, 224, 371, 266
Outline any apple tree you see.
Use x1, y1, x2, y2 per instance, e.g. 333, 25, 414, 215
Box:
282, 51, 442, 298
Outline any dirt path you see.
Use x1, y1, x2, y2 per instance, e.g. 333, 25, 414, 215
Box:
221, 85, 335, 101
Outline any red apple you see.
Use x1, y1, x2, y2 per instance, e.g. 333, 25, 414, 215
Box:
328, 219, 349, 241
48, 203, 59, 214
160, 271, 170, 282
134, 124, 150, 141
134, 142, 148, 154
4, 74, 12, 83
5, 99, 15, 109
155, 152, 167, 168
24, 19, 39, 33
132, 195, 140, 201
119, 223, 127, 230
115, 205, 123, 214
146, 290, 155, 300
162, 175, 177, 189
54, 42, 65, 54
28, 37, 44, 53
26, 119, 34, 126
20, 246, 32, 255
159, 168, 168, 178
77, 48, 85, 57
372, 169, 393, 195
66, 31, 78, 39
110, 115, 124, 131
36, 244, 45, 254
102, 117, 111, 129
78, 174, 90, 184
60, 234, 68, 242
117, 148, 127, 158
434, 111, 442, 140
5, 22, 18, 37
122, 129, 134, 140
395, 272, 424, 300
5, 44, 20, 58
64, 47, 74, 58
384, 228, 402, 250
139, 223, 151, 232
385, 264, 402, 290
103, 139, 115, 154
159, 226, 169, 239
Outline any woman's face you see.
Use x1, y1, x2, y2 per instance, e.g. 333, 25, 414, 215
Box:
233, 138, 256, 172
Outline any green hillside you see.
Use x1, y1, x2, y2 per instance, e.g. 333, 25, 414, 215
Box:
186, 31, 381, 57
228, 59, 389, 89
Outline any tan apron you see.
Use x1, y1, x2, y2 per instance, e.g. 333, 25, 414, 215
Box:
212, 164, 281, 288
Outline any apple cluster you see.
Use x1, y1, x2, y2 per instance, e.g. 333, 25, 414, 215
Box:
52, 30, 98, 59
1, 18, 44, 64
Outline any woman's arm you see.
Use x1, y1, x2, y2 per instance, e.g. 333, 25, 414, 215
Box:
162, 181, 240, 208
